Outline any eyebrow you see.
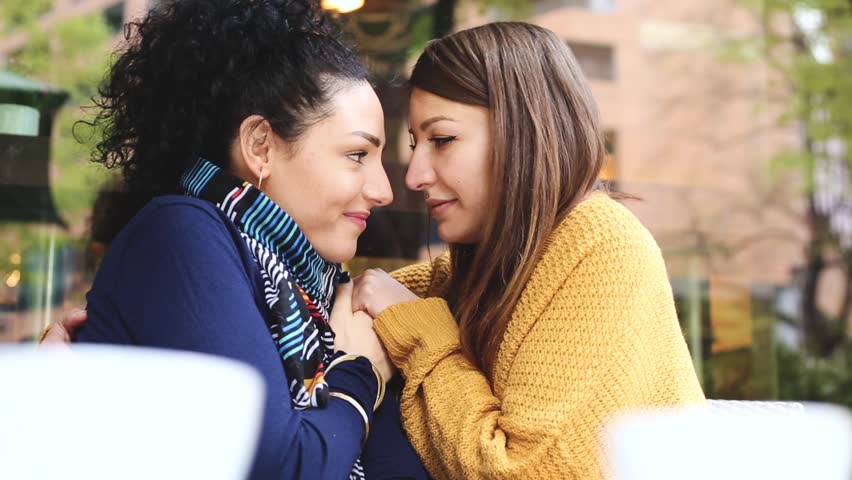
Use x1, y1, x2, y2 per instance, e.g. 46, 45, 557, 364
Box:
352, 131, 382, 147
419, 115, 455, 131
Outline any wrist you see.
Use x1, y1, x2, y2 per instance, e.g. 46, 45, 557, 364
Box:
327, 353, 386, 411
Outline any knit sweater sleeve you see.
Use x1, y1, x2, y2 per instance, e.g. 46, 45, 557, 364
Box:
373, 236, 704, 479
390, 253, 450, 298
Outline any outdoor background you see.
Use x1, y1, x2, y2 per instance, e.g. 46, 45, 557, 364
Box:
0, 0, 850, 407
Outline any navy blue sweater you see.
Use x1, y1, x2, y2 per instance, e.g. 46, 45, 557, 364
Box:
77, 196, 426, 480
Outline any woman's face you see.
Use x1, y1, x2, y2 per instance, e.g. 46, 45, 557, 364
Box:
406, 88, 493, 244
262, 82, 392, 263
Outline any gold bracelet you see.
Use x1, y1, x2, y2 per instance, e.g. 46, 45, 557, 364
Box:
38, 324, 53, 343
327, 354, 360, 372
327, 354, 386, 412
370, 362, 386, 412
329, 391, 370, 445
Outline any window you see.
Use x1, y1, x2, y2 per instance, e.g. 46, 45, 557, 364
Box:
104, 2, 126, 34
566, 41, 615, 80
564, 0, 615, 12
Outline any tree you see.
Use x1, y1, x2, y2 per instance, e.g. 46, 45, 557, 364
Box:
748, 0, 852, 355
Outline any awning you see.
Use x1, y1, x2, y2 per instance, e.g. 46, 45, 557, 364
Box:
0, 70, 69, 228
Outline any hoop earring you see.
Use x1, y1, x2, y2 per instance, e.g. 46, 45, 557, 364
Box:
258, 166, 264, 190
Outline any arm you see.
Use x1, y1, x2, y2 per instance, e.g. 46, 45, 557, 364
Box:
80, 202, 377, 480
361, 378, 429, 480
373, 242, 703, 479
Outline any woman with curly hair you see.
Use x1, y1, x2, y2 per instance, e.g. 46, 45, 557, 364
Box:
60, 0, 426, 478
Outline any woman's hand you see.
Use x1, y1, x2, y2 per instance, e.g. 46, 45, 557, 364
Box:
330, 282, 395, 381
351, 269, 419, 318
39, 309, 87, 347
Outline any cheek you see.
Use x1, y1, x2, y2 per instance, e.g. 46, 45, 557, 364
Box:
321, 172, 363, 211
456, 147, 492, 241
461, 175, 490, 207
302, 171, 365, 242
453, 151, 492, 209
311, 173, 365, 262
300, 157, 360, 208
268, 160, 358, 231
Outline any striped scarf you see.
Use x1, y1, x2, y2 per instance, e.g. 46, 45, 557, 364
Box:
180, 158, 365, 479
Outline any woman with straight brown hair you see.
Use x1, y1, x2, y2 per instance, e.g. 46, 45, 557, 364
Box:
350, 22, 705, 479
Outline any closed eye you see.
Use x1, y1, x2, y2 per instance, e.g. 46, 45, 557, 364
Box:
429, 136, 457, 148
347, 151, 367, 164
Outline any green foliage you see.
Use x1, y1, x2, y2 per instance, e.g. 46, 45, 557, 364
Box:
744, 0, 852, 192
768, 149, 817, 190
0, 0, 52, 32
777, 341, 852, 408
407, 9, 434, 62
406, 0, 533, 63
470, 0, 533, 20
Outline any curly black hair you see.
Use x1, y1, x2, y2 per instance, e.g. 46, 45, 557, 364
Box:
88, 0, 369, 197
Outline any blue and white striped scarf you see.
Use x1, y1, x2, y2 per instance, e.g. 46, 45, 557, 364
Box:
181, 159, 367, 479
181, 158, 341, 409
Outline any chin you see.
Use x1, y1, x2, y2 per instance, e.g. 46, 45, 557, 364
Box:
314, 242, 358, 264
437, 222, 478, 245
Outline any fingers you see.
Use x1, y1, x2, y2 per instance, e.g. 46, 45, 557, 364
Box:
62, 309, 88, 329
39, 309, 88, 346
39, 324, 70, 345
351, 275, 368, 313
330, 282, 353, 333
352, 269, 385, 314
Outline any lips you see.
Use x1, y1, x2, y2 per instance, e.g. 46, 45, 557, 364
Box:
343, 211, 370, 231
425, 198, 457, 216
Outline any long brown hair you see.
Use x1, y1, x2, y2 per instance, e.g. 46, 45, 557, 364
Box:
409, 22, 607, 379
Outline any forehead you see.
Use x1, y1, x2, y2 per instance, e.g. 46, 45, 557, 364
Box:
409, 88, 490, 131
409, 89, 455, 115
322, 82, 385, 137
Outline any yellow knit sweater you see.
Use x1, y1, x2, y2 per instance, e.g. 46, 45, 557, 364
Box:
375, 193, 705, 479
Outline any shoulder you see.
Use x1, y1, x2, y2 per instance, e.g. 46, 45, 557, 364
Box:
125, 195, 232, 233
549, 192, 663, 269
100, 195, 257, 283
110, 195, 243, 252
517, 193, 667, 313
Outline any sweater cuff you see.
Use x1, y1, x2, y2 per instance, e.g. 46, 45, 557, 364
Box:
373, 298, 460, 377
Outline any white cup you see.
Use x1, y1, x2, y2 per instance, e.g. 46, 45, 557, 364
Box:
0, 345, 265, 480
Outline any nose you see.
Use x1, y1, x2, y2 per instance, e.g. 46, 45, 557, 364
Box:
363, 161, 393, 207
405, 146, 437, 192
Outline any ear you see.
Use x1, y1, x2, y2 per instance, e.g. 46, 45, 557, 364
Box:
236, 115, 274, 188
